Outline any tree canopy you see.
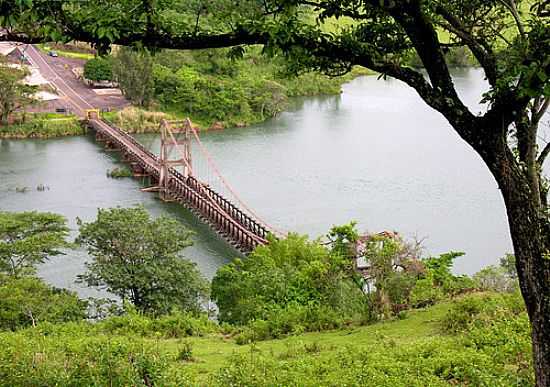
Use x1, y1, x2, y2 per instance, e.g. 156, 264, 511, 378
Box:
0, 61, 36, 124
76, 206, 208, 315
83, 56, 112, 81
0, 211, 69, 277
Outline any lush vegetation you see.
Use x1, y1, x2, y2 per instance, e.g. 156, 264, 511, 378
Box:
0, 274, 86, 331
102, 106, 171, 133
212, 233, 372, 342
0, 61, 36, 125
12, 0, 547, 379
0, 114, 84, 138
0, 211, 69, 277
0, 292, 531, 386
0, 208, 533, 385
83, 56, 113, 81
99, 47, 369, 129
76, 207, 209, 315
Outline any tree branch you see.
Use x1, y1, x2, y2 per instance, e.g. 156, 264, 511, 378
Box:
539, 142, 550, 166
497, 0, 526, 38
0, 27, 268, 49
434, 6, 498, 86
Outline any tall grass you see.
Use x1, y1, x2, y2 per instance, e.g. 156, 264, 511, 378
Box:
0, 117, 85, 138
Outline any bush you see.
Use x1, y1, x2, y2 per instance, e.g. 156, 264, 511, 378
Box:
106, 166, 133, 178
409, 278, 444, 307
0, 331, 175, 386
105, 107, 170, 133
212, 234, 369, 338
215, 337, 529, 386
0, 275, 87, 331
83, 57, 113, 81
0, 118, 85, 138
97, 308, 217, 338
441, 292, 525, 334
177, 341, 194, 362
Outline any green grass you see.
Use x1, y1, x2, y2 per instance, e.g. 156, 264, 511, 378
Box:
0, 114, 85, 138
1, 294, 532, 386
37, 44, 95, 60
173, 303, 448, 382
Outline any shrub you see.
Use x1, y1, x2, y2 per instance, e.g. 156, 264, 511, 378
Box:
106, 107, 170, 133
106, 166, 133, 178
83, 57, 113, 81
177, 341, 194, 362
441, 295, 485, 333
0, 332, 172, 386
0, 275, 87, 330
441, 292, 525, 334
409, 277, 444, 307
212, 234, 367, 326
98, 309, 217, 338
0, 118, 84, 138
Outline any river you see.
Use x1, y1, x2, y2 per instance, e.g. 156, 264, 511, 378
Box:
2, 68, 538, 295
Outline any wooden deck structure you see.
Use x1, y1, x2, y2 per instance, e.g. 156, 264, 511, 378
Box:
87, 115, 271, 253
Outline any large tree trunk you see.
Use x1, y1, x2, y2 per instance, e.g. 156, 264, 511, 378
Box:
506, 192, 550, 387
503, 186, 550, 387
479, 130, 550, 386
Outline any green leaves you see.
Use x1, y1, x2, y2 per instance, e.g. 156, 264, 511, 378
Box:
0, 211, 69, 277
76, 206, 208, 316
83, 57, 113, 81
0, 63, 37, 124
212, 233, 366, 325
0, 274, 86, 330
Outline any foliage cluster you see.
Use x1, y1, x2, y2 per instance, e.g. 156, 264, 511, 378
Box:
215, 293, 532, 386
107, 47, 368, 128
0, 274, 86, 331
76, 206, 209, 316
112, 47, 154, 106
0, 292, 531, 386
0, 208, 535, 385
102, 106, 170, 133
106, 166, 133, 178
212, 234, 372, 342
83, 56, 113, 81
0, 117, 84, 138
0, 62, 36, 125
0, 211, 69, 277
0, 331, 182, 386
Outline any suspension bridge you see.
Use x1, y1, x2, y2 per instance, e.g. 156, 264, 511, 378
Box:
86, 111, 281, 253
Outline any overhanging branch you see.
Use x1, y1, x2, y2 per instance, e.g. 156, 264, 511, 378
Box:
539, 142, 550, 166
434, 6, 498, 86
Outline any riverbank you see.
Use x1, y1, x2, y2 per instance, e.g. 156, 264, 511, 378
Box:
0, 113, 85, 139
2, 66, 370, 139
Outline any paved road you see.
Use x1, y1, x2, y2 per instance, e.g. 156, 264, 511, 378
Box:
24, 45, 129, 117
25, 45, 95, 117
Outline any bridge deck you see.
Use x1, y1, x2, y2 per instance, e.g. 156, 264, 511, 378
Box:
88, 118, 270, 253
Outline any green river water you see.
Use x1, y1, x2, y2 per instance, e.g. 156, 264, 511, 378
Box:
3, 68, 544, 295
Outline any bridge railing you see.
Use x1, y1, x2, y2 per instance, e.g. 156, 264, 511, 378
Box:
167, 176, 262, 251
92, 118, 270, 250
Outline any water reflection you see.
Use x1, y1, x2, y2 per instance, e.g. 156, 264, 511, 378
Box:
1, 68, 540, 294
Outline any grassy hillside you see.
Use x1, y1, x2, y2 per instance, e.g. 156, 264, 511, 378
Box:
0, 292, 532, 386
